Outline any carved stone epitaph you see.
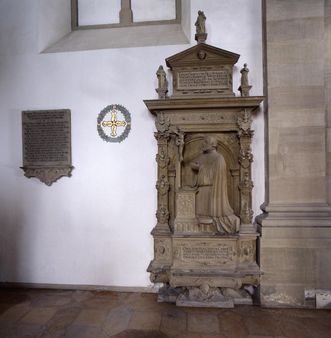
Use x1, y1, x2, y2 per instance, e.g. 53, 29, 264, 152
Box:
21, 110, 73, 186
145, 12, 263, 308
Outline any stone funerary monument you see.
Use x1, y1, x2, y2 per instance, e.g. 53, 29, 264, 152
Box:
144, 12, 263, 307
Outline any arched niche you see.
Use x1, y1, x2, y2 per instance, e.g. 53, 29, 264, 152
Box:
181, 133, 240, 215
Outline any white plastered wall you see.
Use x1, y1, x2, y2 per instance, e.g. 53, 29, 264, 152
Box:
0, 0, 263, 287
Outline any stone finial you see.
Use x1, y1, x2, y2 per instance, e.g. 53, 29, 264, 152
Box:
195, 10, 207, 44
238, 63, 252, 97
156, 65, 168, 99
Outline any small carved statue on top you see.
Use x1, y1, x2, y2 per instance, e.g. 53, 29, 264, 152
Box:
156, 65, 168, 99
195, 10, 207, 43
238, 63, 252, 97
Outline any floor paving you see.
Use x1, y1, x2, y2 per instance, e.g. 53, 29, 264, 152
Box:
0, 288, 330, 337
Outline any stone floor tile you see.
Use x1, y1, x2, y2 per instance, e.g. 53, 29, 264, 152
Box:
177, 333, 202, 338
14, 323, 46, 338
160, 308, 187, 335
218, 310, 248, 338
299, 316, 331, 338
111, 329, 169, 338
1, 289, 331, 338
19, 307, 57, 325
32, 294, 73, 307
0, 290, 29, 304
63, 324, 105, 338
243, 311, 283, 336
0, 325, 15, 338
82, 295, 121, 311
72, 290, 95, 303
247, 336, 287, 338
123, 293, 167, 312
103, 306, 133, 336
46, 305, 81, 337
73, 308, 107, 326
128, 310, 161, 330
279, 317, 314, 338
0, 302, 31, 323
40, 333, 54, 338
187, 312, 219, 334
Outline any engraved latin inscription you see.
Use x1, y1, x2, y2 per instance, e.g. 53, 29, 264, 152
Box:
182, 246, 233, 260
177, 70, 229, 90
22, 110, 71, 165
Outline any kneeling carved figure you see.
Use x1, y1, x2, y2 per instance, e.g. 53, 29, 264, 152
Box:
190, 136, 240, 234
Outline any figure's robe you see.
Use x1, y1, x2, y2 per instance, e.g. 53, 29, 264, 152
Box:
192, 150, 240, 233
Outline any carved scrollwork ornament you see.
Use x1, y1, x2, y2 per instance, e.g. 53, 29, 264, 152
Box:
237, 110, 253, 137
239, 149, 253, 169
156, 206, 170, 224
156, 175, 170, 195
22, 166, 74, 186
239, 241, 255, 260
239, 172, 254, 193
154, 132, 170, 143
156, 149, 170, 168
155, 112, 170, 133
240, 202, 254, 224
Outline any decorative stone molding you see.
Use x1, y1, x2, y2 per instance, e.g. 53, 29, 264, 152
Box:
22, 166, 74, 186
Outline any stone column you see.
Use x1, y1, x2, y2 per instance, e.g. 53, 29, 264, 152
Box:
259, 0, 331, 307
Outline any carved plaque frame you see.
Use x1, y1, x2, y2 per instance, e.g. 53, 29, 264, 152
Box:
21, 109, 74, 186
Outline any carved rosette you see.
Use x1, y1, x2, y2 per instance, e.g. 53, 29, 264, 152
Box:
237, 109, 254, 227
21, 166, 74, 186
154, 238, 172, 261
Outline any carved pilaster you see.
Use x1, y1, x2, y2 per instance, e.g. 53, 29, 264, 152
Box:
154, 112, 171, 233
237, 110, 254, 230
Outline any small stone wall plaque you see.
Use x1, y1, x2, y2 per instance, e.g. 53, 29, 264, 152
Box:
21, 109, 73, 186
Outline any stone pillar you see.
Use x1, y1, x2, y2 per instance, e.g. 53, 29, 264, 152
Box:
259, 0, 331, 307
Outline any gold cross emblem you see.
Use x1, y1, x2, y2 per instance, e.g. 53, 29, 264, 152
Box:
101, 107, 127, 137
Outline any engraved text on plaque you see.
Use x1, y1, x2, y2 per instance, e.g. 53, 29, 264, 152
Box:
177, 70, 229, 90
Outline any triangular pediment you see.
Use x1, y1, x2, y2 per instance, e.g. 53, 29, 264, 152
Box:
166, 43, 240, 69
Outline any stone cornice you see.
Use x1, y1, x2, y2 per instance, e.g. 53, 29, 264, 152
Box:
144, 96, 264, 114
